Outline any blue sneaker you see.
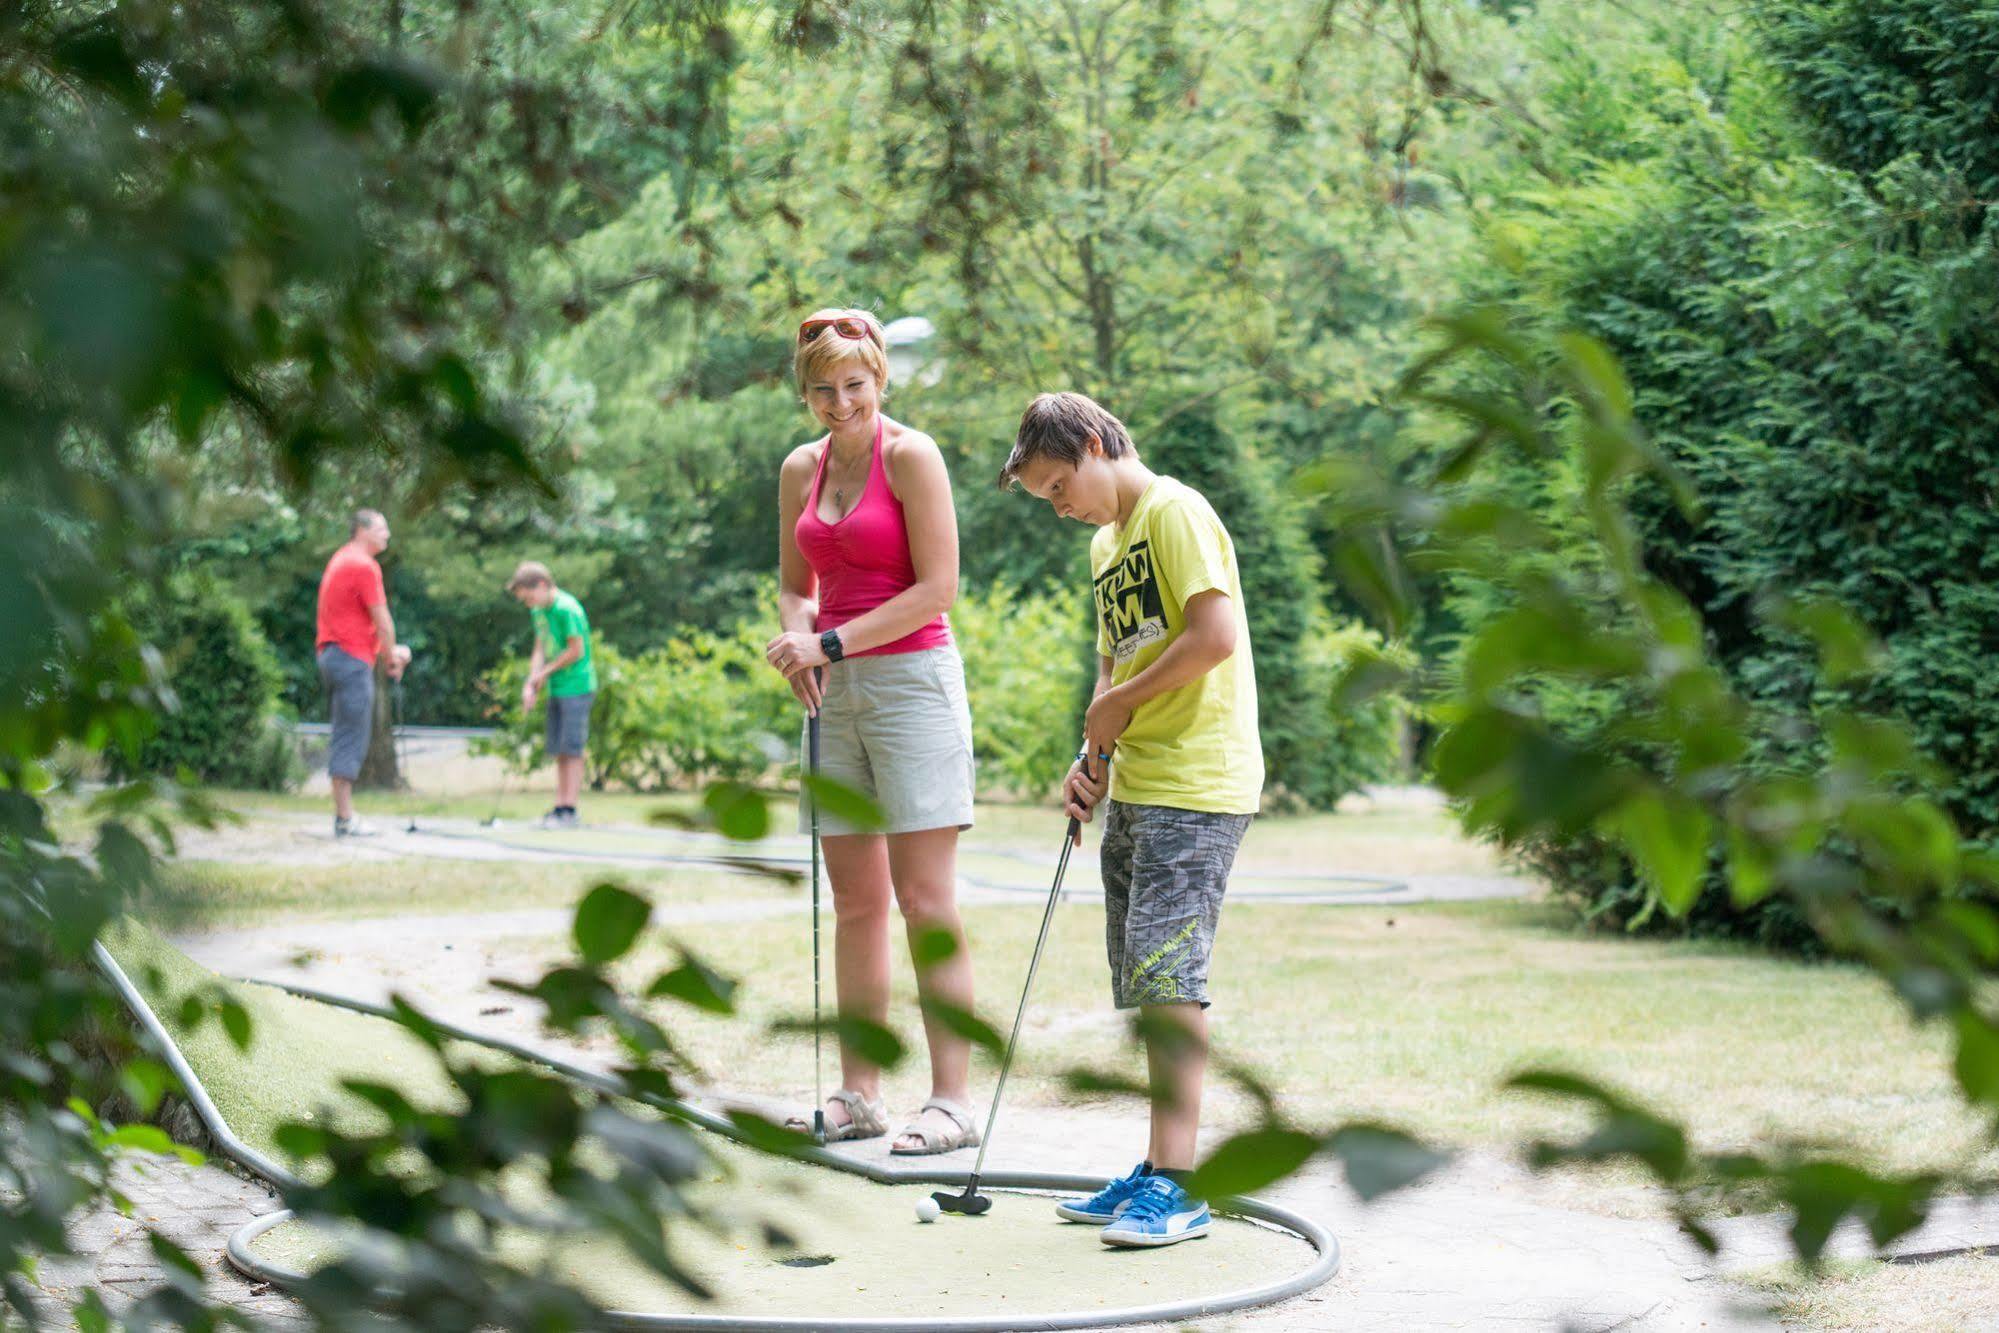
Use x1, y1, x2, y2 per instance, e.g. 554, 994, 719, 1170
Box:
1054, 1162, 1151, 1225
1100, 1175, 1211, 1248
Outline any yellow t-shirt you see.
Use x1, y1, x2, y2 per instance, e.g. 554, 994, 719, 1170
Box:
1090, 476, 1263, 814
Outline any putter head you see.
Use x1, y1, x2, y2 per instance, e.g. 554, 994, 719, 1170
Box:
932, 1186, 991, 1216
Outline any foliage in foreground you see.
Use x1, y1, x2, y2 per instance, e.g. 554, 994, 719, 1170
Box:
8, 2, 1998, 1332
1293, 306, 1999, 1262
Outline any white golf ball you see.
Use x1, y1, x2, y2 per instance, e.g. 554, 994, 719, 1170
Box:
914, 1196, 941, 1223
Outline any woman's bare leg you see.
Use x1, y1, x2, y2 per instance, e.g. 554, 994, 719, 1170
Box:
820, 832, 893, 1128
887, 826, 976, 1148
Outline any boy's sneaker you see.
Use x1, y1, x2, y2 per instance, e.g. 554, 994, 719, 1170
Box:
333, 817, 378, 839
1100, 1175, 1211, 1248
1055, 1162, 1151, 1225
538, 808, 580, 830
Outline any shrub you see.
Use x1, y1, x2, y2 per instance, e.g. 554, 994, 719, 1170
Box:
479, 629, 795, 792
477, 583, 1109, 801
951, 582, 1097, 799
1436, 0, 1999, 945
120, 575, 302, 791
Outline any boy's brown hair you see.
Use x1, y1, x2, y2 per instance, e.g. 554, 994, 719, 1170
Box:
996, 391, 1135, 490
506, 560, 554, 592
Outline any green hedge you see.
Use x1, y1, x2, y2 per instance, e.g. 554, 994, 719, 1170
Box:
118, 575, 302, 791
1440, 0, 1999, 945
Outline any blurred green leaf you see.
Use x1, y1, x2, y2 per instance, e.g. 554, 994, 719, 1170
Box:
1606, 787, 1713, 917
219, 997, 253, 1052
1951, 1009, 1999, 1108
704, 781, 770, 840
909, 925, 960, 968
1325, 1124, 1450, 1200
648, 950, 738, 1015
771, 1014, 904, 1069
801, 774, 883, 831
1185, 1127, 1319, 1200
918, 998, 1002, 1059
574, 882, 652, 966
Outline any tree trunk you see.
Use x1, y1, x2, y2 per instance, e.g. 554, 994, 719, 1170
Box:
354, 658, 404, 790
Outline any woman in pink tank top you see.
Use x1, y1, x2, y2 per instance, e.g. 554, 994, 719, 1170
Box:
765, 307, 982, 1155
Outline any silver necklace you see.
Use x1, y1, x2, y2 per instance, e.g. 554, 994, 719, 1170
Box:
827, 443, 868, 512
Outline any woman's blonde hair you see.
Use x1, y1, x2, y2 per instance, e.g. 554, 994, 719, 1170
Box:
793, 307, 889, 397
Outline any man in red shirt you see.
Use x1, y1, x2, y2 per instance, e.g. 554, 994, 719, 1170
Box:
314, 509, 412, 837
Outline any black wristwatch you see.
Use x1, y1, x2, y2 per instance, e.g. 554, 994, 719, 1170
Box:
820, 629, 845, 663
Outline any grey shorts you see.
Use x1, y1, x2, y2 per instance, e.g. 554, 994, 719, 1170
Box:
546, 693, 594, 757
1101, 800, 1252, 1010
799, 647, 976, 837
317, 645, 375, 781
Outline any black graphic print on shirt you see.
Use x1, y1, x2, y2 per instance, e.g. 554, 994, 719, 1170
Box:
1095, 538, 1168, 663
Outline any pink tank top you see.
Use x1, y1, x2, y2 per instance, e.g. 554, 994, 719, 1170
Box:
794, 417, 952, 657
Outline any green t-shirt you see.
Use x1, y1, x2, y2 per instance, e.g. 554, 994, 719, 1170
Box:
1090, 476, 1262, 814
531, 589, 597, 697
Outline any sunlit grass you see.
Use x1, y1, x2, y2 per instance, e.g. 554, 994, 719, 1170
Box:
1736, 1255, 1999, 1332
149, 858, 782, 931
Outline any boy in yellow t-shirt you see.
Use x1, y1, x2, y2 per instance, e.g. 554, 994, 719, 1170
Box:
998, 391, 1262, 1249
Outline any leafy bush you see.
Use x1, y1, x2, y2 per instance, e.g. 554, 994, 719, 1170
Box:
479, 583, 1117, 801
1433, 0, 1999, 944
480, 630, 795, 792
950, 582, 1096, 799
118, 575, 302, 791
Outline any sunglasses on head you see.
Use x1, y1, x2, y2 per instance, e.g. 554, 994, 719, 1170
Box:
798, 316, 880, 346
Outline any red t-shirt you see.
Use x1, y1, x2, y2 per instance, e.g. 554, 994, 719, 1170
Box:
315, 542, 387, 663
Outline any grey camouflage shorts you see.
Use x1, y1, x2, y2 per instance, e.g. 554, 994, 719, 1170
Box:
1100, 799, 1252, 1010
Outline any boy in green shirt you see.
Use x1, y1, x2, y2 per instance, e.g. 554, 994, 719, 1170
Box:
998, 392, 1262, 1249
506, 561, 598, 829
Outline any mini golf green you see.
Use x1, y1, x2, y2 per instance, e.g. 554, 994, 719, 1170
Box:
102, 920, 1334, 1329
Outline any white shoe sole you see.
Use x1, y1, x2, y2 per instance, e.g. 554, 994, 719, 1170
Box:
1055, 1202, 1122, 1225
1100, 1219, 1212, 1248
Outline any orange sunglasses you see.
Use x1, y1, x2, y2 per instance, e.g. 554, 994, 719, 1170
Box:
798, 315, 881, 346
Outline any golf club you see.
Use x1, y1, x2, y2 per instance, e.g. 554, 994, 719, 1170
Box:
392, 676, 417, 834
934, 752, 1109, 1217
482, 746, 515, 828
808, 694, 825, 1143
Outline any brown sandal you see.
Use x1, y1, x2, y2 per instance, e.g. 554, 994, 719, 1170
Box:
784, 1089, 888, 1142
890, 1096, 982, 1155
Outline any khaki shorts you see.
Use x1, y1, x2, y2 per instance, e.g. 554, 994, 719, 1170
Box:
800, 647, 976, 837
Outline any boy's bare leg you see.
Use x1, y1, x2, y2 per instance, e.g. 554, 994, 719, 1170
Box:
556, 754, 584, 808
331, 776, 355, 821
1143, 1001, 1208, 1171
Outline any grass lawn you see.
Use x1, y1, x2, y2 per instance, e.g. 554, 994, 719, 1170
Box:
149, 859, 773, 930
1739, 1256, 1999, 1333
200, 786, 1514, 879
151, 797, 1985, 1188
591, 895, 1988, 1188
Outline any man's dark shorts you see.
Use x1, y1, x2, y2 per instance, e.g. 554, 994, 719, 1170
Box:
317, 645, 375, 781
1100, 799, 1252, 1009
546, 692, 594, 758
